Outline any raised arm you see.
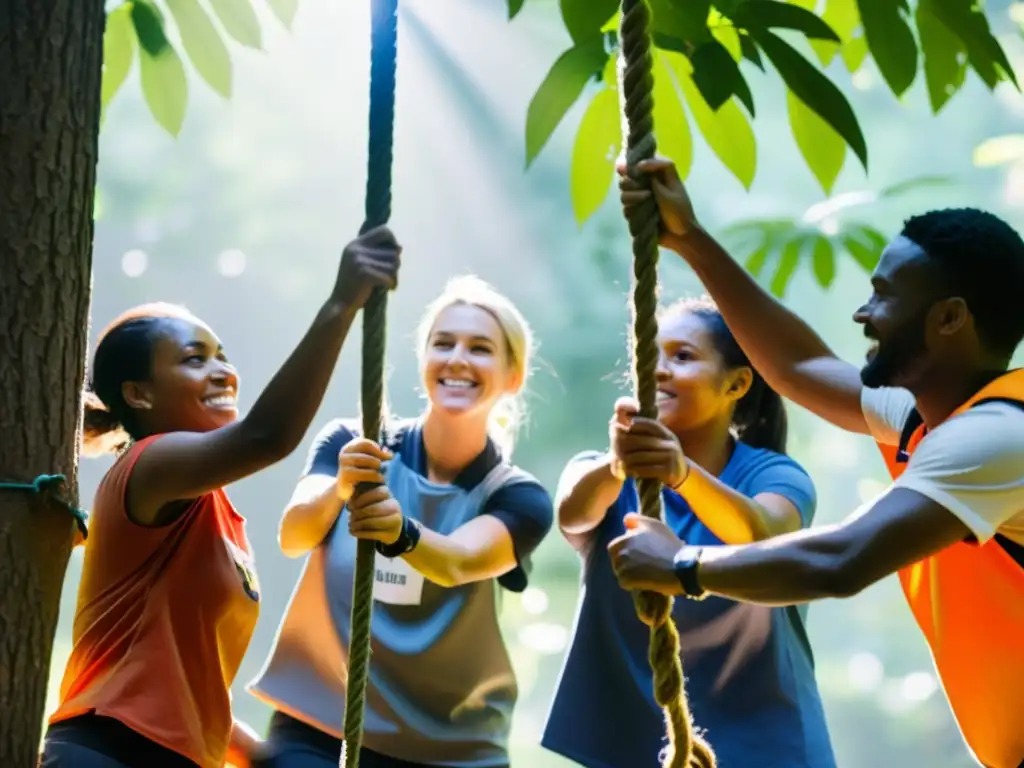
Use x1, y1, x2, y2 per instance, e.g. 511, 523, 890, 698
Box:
128, 227, 402, 524
620, 159, 868, 435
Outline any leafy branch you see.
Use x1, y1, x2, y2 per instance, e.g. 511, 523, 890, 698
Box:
514, 0, 1016, 223
718, 174, 954, 297
102, 0, 297, 136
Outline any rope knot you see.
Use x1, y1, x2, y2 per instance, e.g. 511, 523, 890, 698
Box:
32, 474, 66, 494
0, 473, 89, 540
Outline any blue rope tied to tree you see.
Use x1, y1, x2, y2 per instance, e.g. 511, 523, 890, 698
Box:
341, 0, 399, 765
0, 474, 89, 540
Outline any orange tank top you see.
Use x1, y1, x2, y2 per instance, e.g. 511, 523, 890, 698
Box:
876, 370, 1024, 768
49, 436, 261, 768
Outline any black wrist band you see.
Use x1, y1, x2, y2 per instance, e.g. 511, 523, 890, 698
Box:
375, 516, 421, 558
673, 546, 707, 600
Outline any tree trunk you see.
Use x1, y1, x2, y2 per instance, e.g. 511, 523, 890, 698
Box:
0, 1, 105, 765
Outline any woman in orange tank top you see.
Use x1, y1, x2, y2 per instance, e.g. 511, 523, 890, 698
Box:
41, 227, 401, 768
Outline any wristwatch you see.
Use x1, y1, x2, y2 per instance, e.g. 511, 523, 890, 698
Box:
673, 546, 707, 600
375, 516, 422, 558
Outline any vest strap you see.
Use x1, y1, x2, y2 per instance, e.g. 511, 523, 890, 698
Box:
896, 396, 1024, 569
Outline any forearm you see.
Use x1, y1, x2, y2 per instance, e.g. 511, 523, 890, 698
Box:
696, 525, 862, 605
557, 455, 624, 536
402, 524, 514, 588
678, 463, 781, 544
241, 296, 360, 458
667, 228, 833, 382
279, 478, 346, 558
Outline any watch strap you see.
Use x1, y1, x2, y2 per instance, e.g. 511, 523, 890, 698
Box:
673, 546, 707, 600
375, 516, 421, 558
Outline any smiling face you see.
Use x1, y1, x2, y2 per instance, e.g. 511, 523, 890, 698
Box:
855, 236, 943, 389
420, 302, 520, 420
122, 316, 240, 435
654, 310, 751, 435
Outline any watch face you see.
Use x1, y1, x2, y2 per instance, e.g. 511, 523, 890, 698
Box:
673, 548, 705, 598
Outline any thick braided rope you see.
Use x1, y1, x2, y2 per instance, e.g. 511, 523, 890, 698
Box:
618, 2, 716, 767
341, 0, 399, 765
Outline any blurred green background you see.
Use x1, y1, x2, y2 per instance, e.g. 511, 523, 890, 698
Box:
52, 1, 1024, 765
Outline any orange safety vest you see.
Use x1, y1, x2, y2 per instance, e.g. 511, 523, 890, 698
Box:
876, 369, 1024, 768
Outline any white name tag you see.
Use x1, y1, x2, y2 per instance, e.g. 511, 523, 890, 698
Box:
372, 553, 425, 606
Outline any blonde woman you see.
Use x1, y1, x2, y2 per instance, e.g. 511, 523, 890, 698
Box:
248, 276, 553, 768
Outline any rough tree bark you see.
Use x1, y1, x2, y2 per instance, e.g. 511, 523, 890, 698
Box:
0, 1, 105, 764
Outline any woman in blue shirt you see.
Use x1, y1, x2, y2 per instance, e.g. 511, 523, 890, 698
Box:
248, 275, 554, 768
543, 297, 836, 768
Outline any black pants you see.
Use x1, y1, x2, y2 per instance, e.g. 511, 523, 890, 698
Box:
41, 715, 197, 768
259, 712, 510, 768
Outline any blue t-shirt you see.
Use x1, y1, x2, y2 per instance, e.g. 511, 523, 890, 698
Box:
542, 441, 836, 768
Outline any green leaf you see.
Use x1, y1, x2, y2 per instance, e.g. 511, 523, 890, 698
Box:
972, 134, 1024, 167
508, 0, 525, 19
916, 0, 966, 113
840, 35, 869, 73
560, 0, 618, 44
265, 0, 298, 29
525, 38, 609, 167
167, 0, 233, 98
710, 21, 743, 62
787, 89, 845, 195
810, 234, 835, 288
855, 0, 917, 97
879, 174, 954, 197
131, 0, 170, 57
745, 238, 774, 277
139, 37, 188, 136
720, 217, 794, 239
770, 235, 806, 297
730, 0, 840, 42
739, 34, 765, 70
1012, 2, 1024, 33
650, 0, 713, 45
101, 3, 136, 111
209, 0, 262, 49
653, 53, 693, 180
755, 31, 866, 170
570, 87, 621, 225
690, 39, 756, 115
842, 225, 887, 272
929, 0, 1018, 90
666, 51, 757, 188
810, 0, 860, 66
601, 10, 621, 33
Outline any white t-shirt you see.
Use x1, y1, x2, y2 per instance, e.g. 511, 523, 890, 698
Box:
861, 386, 1024, 547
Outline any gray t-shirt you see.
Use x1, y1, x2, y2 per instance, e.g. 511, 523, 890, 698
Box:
248, 419, 553, 767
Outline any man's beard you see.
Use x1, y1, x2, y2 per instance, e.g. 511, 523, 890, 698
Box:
860, 319, 928, 389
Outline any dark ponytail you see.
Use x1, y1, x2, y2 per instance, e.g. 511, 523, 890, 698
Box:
81, 302, 190, 457
81, 389, 130, 457
731, 371, 788, 453
661, 296, 789, 455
